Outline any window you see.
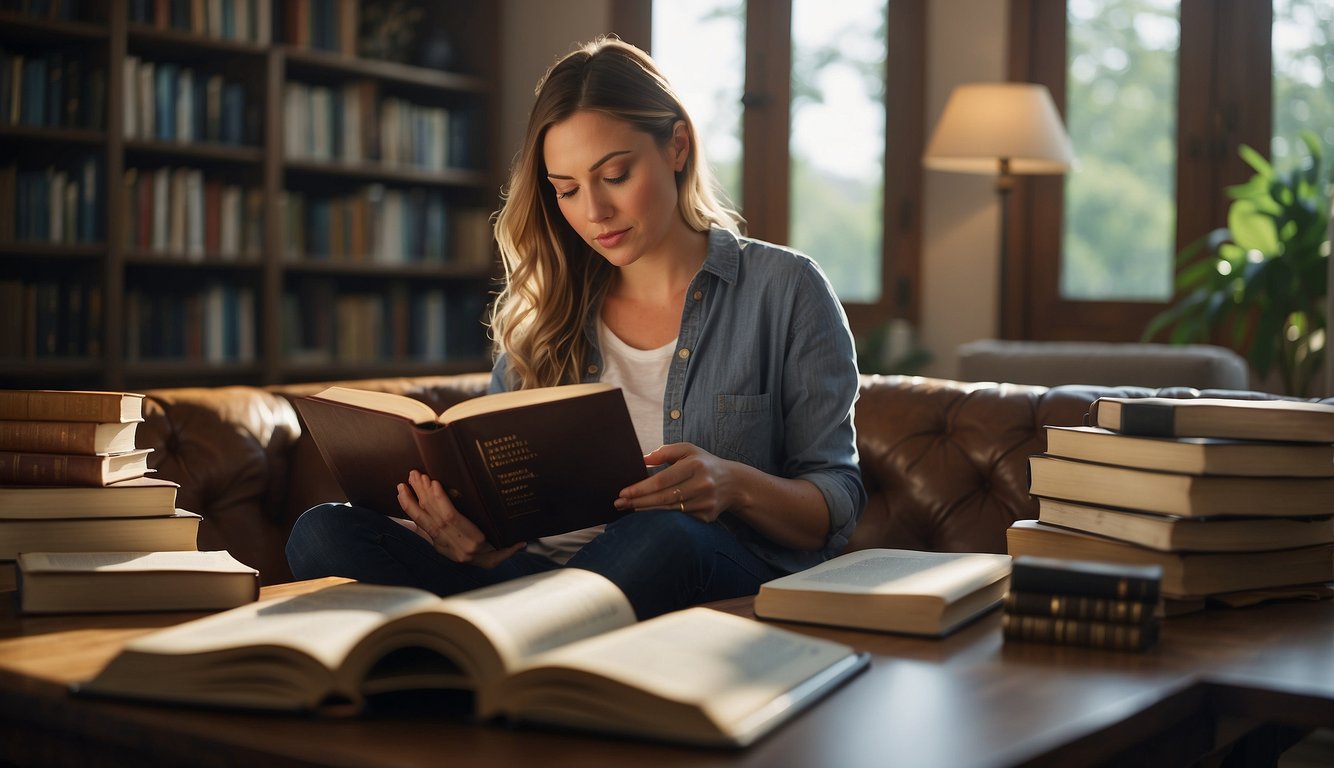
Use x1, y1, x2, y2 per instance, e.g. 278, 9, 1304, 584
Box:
639, 1, 924, 329
1010, 0, 1333, 342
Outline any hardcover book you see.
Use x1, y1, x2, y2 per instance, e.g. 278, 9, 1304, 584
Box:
1009, 554, 1162, 602
1088, 397, 1334, 443
0, 447, 152, 486
0, 508, 200, 560
1001, 612, 1159, 652
1006, 521, 1334, 598
1043, 425, 1334, 477
1027, 454, 1334, 518
1036, 497, 1334, 552
0, 476, 179, 519
1003, 590, 1157, 624
0, 419, 139, 455
0, 389, 145, 423
78, 569, 870, 747
295, 383, 647, 548
753, 548, 1012, 637
16, 550, 259, 614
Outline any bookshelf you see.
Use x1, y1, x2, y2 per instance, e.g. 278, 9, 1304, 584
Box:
0, 0, 500, 390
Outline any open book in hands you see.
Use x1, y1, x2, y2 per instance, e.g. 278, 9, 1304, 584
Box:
77, 569, 869, 747
294, 382, 648, 548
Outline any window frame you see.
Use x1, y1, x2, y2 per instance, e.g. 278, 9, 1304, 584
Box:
1005, 0, 1273, 342
616, 1, 926, 333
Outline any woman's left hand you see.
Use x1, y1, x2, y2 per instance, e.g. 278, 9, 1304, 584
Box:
613, 442, 740, 523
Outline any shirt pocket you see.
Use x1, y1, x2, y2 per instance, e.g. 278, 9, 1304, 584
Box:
713, 393, 774, 467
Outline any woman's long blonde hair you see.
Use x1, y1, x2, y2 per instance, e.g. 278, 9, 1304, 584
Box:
489, 37, 741, 390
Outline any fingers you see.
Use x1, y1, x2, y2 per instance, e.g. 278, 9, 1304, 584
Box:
397, 470, 494, 562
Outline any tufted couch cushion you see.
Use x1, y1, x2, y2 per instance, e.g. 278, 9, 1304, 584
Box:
137, 374, 1317, 585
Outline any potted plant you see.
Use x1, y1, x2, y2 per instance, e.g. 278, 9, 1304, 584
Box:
1143, 130, 1332, 397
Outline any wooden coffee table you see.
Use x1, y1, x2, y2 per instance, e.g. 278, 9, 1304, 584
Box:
3, 576, 1334, 767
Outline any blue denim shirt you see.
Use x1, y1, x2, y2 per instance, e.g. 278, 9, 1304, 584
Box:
490, 227, 866, 574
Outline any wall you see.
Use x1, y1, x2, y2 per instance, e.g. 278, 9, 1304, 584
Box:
499, 0, 613, 179
497, 0, 1008, 382
918, 0, 1007, 379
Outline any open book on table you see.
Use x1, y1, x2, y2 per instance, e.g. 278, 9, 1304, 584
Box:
294, 382, 648, 548
77, 569, 869, 748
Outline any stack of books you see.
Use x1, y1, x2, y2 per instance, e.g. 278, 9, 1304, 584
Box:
1008, 397, 1334, 611
1002, 556, 1163, 651
0, 388, 257, 613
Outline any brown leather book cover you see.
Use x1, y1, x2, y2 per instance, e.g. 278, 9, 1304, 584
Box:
0, 390, 145, 423
296, 384, 646, 547
0, 448, 152, 487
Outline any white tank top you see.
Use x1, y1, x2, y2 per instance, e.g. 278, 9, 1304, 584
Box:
522, 319, 675, 564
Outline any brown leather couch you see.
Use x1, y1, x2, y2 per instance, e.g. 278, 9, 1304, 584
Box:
137, 374, 1304, 585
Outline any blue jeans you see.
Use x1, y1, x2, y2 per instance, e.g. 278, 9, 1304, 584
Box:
285, 504, 785, 619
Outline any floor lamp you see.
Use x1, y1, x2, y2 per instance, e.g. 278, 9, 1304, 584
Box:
922, 83, 1075, 337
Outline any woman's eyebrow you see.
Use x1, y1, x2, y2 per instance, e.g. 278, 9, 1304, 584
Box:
547, 150, 632, 179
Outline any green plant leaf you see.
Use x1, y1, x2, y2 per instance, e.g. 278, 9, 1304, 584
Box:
1239, 144, 1273, 178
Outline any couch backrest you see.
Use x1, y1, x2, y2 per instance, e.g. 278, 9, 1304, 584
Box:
140, 374, 1313, 585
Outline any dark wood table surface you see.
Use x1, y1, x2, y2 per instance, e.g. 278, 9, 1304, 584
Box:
3, 576, 1334, 768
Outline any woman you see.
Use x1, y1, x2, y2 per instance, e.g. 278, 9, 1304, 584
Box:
286, 37, 864, 619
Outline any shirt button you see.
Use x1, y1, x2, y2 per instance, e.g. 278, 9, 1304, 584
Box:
677, 348, 690, 360
692, 290, 703, 301
669, 408, 682, 420
587, 364, 598, 375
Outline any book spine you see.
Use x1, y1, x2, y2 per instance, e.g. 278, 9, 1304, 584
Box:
1002, 612, 1159, 652
0, 391, 129, 422
1003, 590, 1156, 625
0, 420, 103, 454
1010, 563, 1161, 603
416, 426, 511, 547
0, 450, 108, 486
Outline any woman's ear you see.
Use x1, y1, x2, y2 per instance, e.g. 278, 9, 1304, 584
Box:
670, 121, 690, 172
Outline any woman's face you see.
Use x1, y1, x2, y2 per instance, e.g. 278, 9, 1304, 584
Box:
543, 110, 688, 268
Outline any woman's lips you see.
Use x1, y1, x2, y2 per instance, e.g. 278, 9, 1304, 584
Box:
594, 228, 629, 247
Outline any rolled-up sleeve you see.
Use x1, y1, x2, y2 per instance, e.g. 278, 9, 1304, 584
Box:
783, 260, 866, 554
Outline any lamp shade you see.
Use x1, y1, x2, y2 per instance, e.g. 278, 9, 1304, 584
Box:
923, 83, 1074, 175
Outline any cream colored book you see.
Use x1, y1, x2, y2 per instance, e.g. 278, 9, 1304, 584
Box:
16, 550, 259, 614
79, 569, 868, 747
0, 508, 200, 560
1036, 497, 1334, 552
753, 549, 1013, 636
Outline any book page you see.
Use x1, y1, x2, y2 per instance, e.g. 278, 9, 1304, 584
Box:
505, 608, 857, 738
120, 582, 443, 671
438, 382, 615, 424
313, 386, 439, 424
441, 568, 635, 671
767, 549, 1012, 601
17, 550, 256, 574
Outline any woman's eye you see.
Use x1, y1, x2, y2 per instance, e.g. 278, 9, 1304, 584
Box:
555, 188, 577, 200
605, 172, 629, 185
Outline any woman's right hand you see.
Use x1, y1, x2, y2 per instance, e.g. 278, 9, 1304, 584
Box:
394, 469, 525, 568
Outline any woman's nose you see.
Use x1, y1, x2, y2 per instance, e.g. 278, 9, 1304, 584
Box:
584, 189, 612, 222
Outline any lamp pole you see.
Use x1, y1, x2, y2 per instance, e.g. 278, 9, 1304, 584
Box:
995, 157, 1014, 339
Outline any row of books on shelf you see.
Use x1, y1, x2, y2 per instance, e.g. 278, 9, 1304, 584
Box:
0, 159, 102, 245
122, 57, 256, 146
282, 283, 484, 364
0, 0, 85, 21
125, 283, 257, 363
123, 166, 263, 260
0, 278, 101, 361
0, 388, 260, 614
283, 82, 477, 171
0, 47, 107, 131
283, 187, 492, 266
1006, 396, 1334, 622
128, 0, 274, 46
